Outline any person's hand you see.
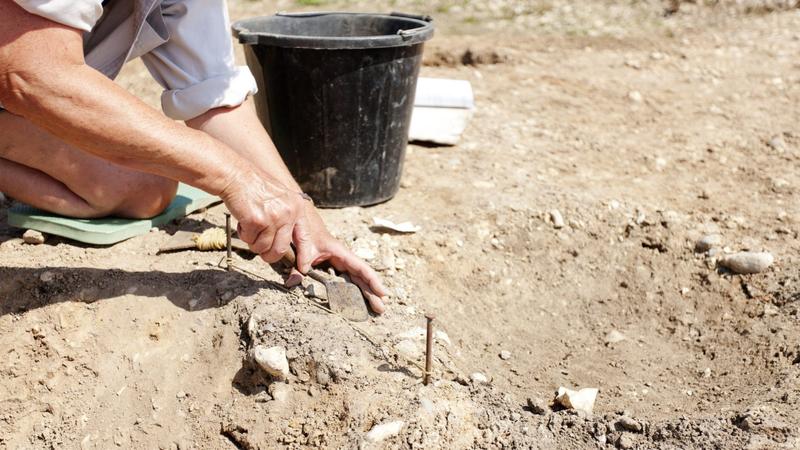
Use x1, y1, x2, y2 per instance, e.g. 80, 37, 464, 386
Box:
220, 168, 309, 264
286, 202, 389, 314
220, 168, 388, 314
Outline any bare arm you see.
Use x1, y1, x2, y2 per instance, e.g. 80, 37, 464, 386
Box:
0, 3, 312, 281
187, 101, 389, 313
0, 3, 240, 195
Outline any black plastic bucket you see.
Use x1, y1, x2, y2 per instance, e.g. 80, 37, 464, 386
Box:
232, 12, 434, 207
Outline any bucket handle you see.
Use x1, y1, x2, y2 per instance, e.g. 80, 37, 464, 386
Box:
390, 11, 434, 23
391, 12, 433, 41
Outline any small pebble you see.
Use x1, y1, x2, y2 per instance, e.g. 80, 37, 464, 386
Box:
470, 372, 489, 384
604, 330, 626, 345
617, 434, 635, 449
616, 416, 643, 432
628, 91, 643, 103
695, 234, 722, 253
499, 350, 512, 360
718, 252, 774, 274
22, 229, 45, 245
549, 209, 565, 229
526, 397, 548, 415
365, 420, 405, 442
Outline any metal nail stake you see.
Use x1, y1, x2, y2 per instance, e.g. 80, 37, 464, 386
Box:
225, 213, 232, 271
424, 314, 435, 385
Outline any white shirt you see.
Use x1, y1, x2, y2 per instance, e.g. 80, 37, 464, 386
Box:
12, 0, 258, 121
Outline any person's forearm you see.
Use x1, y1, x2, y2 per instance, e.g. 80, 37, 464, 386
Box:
185, 99, 301, 193
1, 64, 246, 196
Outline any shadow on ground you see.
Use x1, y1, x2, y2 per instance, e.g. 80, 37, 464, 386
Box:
0, 266, 279, 316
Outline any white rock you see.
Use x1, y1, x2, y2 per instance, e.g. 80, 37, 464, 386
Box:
22, 229, 45, 245
604, 330, 626, 344
470, 372, 489, 384
251, 345, 290, 380
695, 234, 722, 253
366, 420, 405, 442
372, 218, 420, 234
549, 209, 565, 229
499, 350, 512, 360
718, 252, 774, 274
268, 383, 292, 402
628, 91, 643, 103
554, 387, 598, 414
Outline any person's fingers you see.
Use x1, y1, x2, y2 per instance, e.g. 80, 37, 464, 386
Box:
348, 274, 386, 315
284, 268, 304, 288
292, 216, 317, 273
247, 225, 275, 255
235, 216, 263, 245
330, 249, 389, 298
261, 223, 293, 263
325, 244, 390, 313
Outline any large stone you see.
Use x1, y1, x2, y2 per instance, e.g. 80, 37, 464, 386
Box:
718, 252, 774, 274
251, 345, 290, 380
554, 387, 598, 414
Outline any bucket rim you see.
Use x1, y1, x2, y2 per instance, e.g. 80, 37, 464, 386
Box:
231, 11, 435, 50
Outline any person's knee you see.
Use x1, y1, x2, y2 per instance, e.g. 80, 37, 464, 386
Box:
114, 177, 178, 219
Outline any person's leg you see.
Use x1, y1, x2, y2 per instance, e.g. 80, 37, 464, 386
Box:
0, 111, 177, 219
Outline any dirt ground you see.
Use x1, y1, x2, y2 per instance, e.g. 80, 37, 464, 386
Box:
2, 0, 800, 448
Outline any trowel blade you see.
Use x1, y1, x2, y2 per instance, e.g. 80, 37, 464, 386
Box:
325, 281, 369, 322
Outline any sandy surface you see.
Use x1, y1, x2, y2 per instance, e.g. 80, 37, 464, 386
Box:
2, 1, 800, 449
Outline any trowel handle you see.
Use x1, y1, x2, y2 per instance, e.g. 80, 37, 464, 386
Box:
281, 249, 331, 284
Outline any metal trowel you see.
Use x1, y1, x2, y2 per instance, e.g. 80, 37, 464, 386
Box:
282, 250, 369, 322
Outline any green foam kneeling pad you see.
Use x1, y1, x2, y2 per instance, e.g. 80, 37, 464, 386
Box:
7, 184, 220, 245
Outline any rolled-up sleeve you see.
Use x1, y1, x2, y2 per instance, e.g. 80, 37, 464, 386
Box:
141, 0, 257, 121
12, 0, 103, 31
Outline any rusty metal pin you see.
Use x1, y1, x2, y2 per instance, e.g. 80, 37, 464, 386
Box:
424, 314, 435, 385
225, 213, 233, 271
